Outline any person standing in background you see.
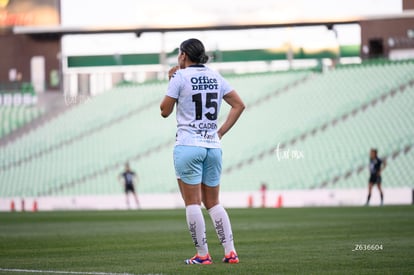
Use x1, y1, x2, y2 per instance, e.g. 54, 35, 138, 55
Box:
366, 149, 386, 206
118, 162, 140, 209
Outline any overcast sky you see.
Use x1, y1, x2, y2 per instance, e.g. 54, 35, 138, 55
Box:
60, 0, 403, 55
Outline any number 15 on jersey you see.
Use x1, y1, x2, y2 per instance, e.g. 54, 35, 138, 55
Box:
192, 92, 218, 120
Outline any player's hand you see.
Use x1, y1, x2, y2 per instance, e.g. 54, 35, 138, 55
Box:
168, 66, 180, 80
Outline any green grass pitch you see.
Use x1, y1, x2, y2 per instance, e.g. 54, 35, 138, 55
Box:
0, 206, 413, 275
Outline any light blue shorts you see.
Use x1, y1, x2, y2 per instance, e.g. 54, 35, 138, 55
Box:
173, 145, 222, 187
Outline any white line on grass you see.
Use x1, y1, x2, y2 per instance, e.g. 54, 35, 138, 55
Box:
0, 268, 161, 275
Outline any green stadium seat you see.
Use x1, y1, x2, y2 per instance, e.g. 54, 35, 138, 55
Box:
1, 61, 414, 197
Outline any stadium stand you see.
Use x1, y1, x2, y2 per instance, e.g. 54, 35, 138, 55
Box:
0, 60, 413, 198
222, 82, 414, 191
0, 106, 44, 138
0, 71, 310, 197
224, 60, 414, 191
332, 144, 414, 190
0, 83, 43, 139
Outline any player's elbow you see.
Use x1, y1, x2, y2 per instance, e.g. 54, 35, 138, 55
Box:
240, 102, 246, 111
160, 107, 170, 118
236, 102, 246, 114
160, 97, 175, 118
160, 104, 167, 117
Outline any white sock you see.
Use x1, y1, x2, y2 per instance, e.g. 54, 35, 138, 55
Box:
208, 204, 236, 255
186, 204, 208, 256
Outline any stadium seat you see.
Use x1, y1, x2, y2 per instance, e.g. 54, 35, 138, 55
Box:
1, 61, 414, 197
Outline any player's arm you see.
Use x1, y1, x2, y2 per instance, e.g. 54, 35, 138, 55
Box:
381, 159, 387, 172
168, 66, 179, 80
160, 96, 176, 118
218, 90, 245, 139
161, 66, 180, 118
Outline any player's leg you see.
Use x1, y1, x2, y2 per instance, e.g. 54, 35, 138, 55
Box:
366, 182, 374, 205
131, 190, 140, 208
204, 187, 238, 263
178, 179, 202, 205
202, 184, 219, 209
202, 148, 239, 263
125, 188, 130, 209
174, 146, 211, 264
178, 179, 211, 263
377, 181, 384, 206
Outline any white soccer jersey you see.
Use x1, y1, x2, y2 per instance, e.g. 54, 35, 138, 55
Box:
166, 65, 233, 148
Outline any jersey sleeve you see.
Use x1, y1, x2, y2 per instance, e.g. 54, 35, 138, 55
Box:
166, 71, 182, 99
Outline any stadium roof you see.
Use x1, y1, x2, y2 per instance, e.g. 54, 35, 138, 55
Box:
12, 19, 359, 36
9, 11, 414, 37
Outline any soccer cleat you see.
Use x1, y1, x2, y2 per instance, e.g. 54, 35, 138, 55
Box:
184, 253, 212, 265
223, 251, 239, 264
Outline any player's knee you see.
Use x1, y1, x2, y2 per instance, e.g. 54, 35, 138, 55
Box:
184, 196, 202, 206
203, 199, 219, 210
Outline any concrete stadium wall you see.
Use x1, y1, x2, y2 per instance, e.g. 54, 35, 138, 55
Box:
403, 0, 414, 10
360, 16, 414, 59
0, 34, 61, 92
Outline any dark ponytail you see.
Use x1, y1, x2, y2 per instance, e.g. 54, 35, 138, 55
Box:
180, 38, 209, 64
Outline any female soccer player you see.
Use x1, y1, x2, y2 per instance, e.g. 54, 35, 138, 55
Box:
160, 38, 245, 264
366, 148, 386, 206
